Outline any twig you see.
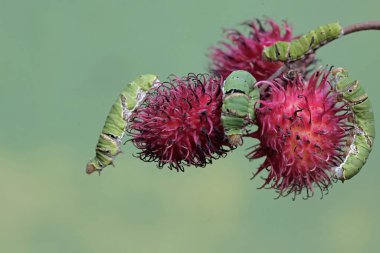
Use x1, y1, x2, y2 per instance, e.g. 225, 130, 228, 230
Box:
343, 21, 380, 36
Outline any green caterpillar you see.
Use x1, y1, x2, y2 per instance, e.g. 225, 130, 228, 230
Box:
332, 68, 375, 180
262, 22, 342, 62
221, 70, 259, 146
86, 74, 159, 175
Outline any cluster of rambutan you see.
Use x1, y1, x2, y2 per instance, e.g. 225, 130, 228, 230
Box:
128, 19, 352, 198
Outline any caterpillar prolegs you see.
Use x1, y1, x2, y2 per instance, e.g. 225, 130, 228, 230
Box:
332, 68, 375, 180
86, 74, 159, 175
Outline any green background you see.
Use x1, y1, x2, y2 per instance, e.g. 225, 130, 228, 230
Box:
1, 0, 379, 252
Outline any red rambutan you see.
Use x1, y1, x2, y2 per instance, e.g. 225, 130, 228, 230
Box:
128, 74, 232, 171
248, 69, 351, 199
210, 19, 293, 81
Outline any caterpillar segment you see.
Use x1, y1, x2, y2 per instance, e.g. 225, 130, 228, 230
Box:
332, 68, 375, 180
86, 74, 159, 175
262, 22, 343, 63
221, 70, 259, 146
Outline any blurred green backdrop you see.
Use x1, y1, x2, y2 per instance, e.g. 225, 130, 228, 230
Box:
1, 0, 379, 252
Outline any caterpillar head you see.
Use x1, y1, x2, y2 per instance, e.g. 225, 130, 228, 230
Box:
262, 46, 271, 61
332, 68, 361, 102
333, 166, 345, 181
332, 67, 348, 81
86, 159, 102, 175
227, 134, 243, 146
223, 70, 256, 95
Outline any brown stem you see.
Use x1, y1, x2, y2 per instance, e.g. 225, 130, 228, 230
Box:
343, 21, 380, 35
267, 65, 288, 81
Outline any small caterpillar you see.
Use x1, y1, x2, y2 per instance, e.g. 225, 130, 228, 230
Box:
86, 74, 159, 175
332, 68, 375, 180
262, 22, 342, 63
221, 70, 259, 146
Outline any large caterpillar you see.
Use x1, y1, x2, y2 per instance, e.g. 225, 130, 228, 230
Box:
86, 74, 159, 175
262, 22, 342, 62
221, 70, 259, 146
332, 68, 375, 180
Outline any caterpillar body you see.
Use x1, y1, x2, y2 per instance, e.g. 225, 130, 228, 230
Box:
86, 74, 159, 175
332, 68, 375, 180
221, 70, 259, 146
262, 22, 343, 63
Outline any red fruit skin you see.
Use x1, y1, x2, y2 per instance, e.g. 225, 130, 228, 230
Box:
248, 70, 351, 198
210, 19, 293, 81
129, 74, 232, 171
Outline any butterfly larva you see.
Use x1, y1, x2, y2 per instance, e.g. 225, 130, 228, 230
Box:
332, 68, 375, 180
86, 74, 159, 175
262, 22, 343, 63
221, 70, 259, 146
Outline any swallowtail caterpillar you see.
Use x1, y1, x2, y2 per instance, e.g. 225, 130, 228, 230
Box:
221, 70, 259, 146
332, 68, 375, 180
86, 74, 159, 175
262, 22, 343, 63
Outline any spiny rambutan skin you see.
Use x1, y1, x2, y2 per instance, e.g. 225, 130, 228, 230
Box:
128, 74, 233, 171
248, 70, 351, 199
209, 19, 293, 81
